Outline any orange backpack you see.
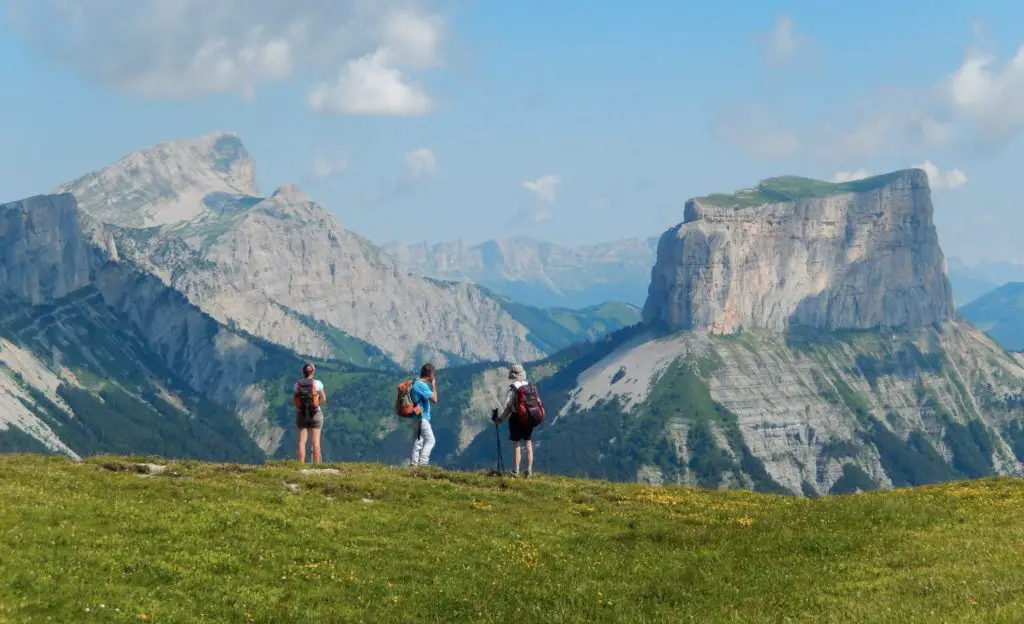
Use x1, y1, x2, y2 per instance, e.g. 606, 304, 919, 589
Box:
395, 379, 418, 417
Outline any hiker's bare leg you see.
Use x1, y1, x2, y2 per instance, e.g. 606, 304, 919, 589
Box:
526, 440, 533, 473
513, 442, 521, 473
297, 428, 308, 463
311, 428, 322, 464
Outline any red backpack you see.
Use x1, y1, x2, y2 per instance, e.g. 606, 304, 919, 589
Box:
513, 383, 545, 427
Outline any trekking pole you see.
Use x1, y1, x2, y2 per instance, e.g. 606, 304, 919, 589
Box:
494, 419, 505, 476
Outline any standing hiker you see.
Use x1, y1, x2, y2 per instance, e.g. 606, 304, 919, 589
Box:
293, 362, 327, 464
410, 363, 438, 466
492, 363, 545, 477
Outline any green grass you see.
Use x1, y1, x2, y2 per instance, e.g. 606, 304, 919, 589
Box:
2, 454, 1024, 623
696, 170, 914, 210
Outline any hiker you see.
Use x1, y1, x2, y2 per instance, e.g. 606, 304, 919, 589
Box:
492, 363, 544, 477
293, 362, 327, 464
410, 363, 438, 466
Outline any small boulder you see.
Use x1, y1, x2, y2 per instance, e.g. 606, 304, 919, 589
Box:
135, 463, 167, 475
299, 468, 341, 476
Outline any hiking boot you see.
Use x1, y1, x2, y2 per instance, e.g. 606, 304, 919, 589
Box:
525, 468, 532, 478
510, 470, 520, 478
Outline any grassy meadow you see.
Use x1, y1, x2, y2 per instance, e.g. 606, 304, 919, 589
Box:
1, 454, 1023, 623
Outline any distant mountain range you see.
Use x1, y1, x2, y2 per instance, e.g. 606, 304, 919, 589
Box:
383, 236, 658, 309
946, 256, 1024, 307
959, 282, 1024, 352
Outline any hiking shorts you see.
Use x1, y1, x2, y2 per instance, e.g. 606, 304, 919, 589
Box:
509, 417, 535, 442
296, 407, 323, 430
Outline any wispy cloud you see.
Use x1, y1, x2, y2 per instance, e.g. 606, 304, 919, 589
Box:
754, 14, 811, 66
311, 154, 349, 180
522, 174, 561, 203
913, 160, 968, 190
405, 147, 439, 178
723, 22, 1024, 161
829, 169, 871, 183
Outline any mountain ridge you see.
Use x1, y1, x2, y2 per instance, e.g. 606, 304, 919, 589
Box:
54, 132, 631, 369
384, 235, 658, 309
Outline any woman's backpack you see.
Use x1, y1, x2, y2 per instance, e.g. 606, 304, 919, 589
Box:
395, 379, 418, 417
293, 378, 321, 425
513, 383, 545, 427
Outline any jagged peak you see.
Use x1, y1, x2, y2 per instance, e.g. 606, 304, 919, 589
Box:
54, 131, 259, 228
270, 184, 310, 203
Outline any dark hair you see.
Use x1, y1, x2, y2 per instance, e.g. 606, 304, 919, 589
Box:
420, 363, 434, 378
302, 362, 315, 378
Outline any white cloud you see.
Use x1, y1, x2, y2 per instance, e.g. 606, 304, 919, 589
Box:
939, 44, 1024, 146
830, 169, 871, 183
311, 154, 348, 180
508, 205, 552, 224
405, 148, 439, 178
755, 14, 810, 65
308, 9, 443, 115
913, 161, 968, 190
4, 1, 445, 115
522, 174, 561, 203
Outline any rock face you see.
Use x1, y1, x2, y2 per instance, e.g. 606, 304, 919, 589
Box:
0, 193, 283, 459
0, 194, 94, 304
385, 236, 658, 309
547, 321, 1024, 495
644, 170, 955, 334
56, 132, 551, 369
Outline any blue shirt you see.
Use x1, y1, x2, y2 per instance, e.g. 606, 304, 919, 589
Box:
411, 378, 434, 421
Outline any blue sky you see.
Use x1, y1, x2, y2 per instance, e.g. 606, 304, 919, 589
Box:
1, 1, 1023, 262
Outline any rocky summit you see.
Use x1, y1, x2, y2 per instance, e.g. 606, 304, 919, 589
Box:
644, 170, 955, 333
55, 131, 259, 228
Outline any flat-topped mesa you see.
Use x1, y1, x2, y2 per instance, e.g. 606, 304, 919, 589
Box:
642, 168, 955, 334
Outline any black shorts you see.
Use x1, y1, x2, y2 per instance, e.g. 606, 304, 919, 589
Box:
296, 408, 323, 430
509, 417, 535, 442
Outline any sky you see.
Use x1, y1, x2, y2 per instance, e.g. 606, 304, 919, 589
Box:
1, 1, 1023, 263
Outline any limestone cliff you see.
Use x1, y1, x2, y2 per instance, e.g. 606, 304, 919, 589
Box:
0, 194, 94, 304
0, 193, 284, 458
644, 170, 955, 333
